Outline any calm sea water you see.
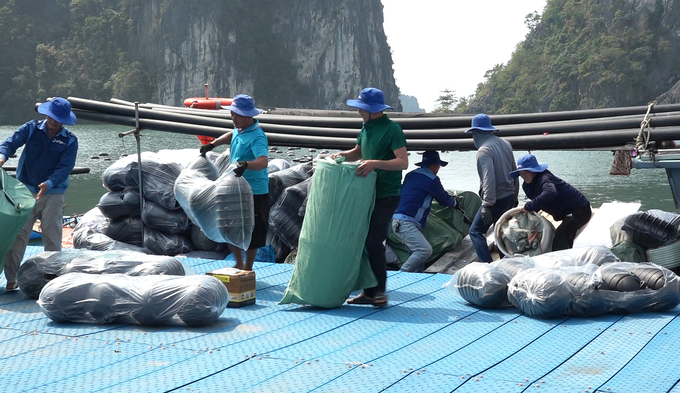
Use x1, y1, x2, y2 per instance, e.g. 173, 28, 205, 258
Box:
0, 123, 676, 215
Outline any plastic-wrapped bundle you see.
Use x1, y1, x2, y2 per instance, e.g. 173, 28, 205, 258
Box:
266, 228, 291, 263
72, 208, 149, 253
268, 158, 291, 173
447, 262, 513, 308
533, 245, 619, 268
595, 262, 680, 314
268, 161, 314, 207
564, 266, 608, 317
507, 268, 572, 319
38, 273, 228, 327
125, 153, 184, 210
268, 177, 311, 248
17, 249, 185, 298
102, 154, 136, 192
97, 190, 141, 219
143, 227, 194, 256
175, 156, 254, 250
622, 211, 679, 249
142, 200, 191, 236
191, 225, 228, 252
104, 216, 143, 247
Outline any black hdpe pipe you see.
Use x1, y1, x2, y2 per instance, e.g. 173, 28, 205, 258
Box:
68, 97, 232, 129
68, 97, 680, 140
103, 96, 680, 129
72, 107, 680, 151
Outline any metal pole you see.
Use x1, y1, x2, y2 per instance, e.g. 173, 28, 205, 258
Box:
133, 102, 145, 240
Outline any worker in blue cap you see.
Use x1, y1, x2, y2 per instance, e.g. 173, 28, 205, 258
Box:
0, 97, 78, 290
334, 87, 408, 306
465, 113, 519, 262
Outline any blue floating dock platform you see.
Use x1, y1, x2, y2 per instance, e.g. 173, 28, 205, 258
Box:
1, 245, 679, 393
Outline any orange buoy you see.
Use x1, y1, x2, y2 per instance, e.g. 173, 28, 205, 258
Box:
183, 97, 233, 110
197, 135, 215, 145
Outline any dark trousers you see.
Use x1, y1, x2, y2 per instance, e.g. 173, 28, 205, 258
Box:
552, 204, 592, 251
364, 196, 400, 297
469, 194, 516, 262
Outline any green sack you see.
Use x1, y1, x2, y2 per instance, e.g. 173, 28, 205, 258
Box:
280, 158, 377, 308
0, 168, 35, 272
610, 240, 647, 262
430, 190, 482, 235
387, 213, 462, 268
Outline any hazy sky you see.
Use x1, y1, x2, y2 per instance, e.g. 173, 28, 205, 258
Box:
382, 0, 547, 112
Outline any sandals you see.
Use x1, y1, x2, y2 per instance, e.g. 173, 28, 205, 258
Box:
5, 282, 17, 291
346, 292, 387, 307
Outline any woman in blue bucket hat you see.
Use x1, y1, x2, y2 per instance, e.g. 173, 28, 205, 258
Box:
509, 154, 591, 250
334, 87, 408, 306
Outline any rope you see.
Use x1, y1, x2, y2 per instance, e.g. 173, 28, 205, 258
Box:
634, 103, 654, 152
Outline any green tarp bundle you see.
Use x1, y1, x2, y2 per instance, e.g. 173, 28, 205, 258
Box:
280, 158, 377, 308
387, 190, 481, 269
0, 168, 35, 273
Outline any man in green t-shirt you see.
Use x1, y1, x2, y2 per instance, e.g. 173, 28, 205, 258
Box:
334, 87, 408, 306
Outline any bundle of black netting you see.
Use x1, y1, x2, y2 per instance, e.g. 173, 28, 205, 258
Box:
38, 273, 229, 327
507, 262, 680, 318
267, 161, 314, 207
621, 211, 680, 249
80, 149, 232, 255
73, 207, 150, 253
17, 249, 185, 298
174, 155, 254, 251
446, 246, 680, 318
268, 177, 312, 248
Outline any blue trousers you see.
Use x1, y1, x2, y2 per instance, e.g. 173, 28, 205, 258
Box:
469, 194, 515, 262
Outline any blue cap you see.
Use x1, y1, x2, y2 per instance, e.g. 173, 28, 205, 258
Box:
37, 97, 77, 125
464, 113, 497, 133
222, 94, 262, 117
509, 154, 548, 178
346, 87, 393, 113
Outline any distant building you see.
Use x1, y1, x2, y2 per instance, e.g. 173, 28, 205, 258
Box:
399, 95, 426, 113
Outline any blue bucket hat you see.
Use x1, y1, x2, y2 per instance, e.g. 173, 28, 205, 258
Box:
415, 150, 448, 167
509, 154, 548, 178
222, 94, 262, 117
37, 97, 77, 125
464, 113, 497, 133
346, 87, 393, 113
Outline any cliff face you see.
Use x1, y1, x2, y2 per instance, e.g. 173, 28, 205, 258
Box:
467, 0, 680, 113
127, 0, 401, 111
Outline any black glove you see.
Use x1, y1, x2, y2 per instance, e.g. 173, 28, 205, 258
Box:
455, 204, 472, 225
199, 143, 215, 156
481, 206, 493, 226
233, 161, 248, 177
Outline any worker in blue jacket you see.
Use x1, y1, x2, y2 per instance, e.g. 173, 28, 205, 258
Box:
391, 150, 458, 272
509, 154, 591, 251
0, 97, 78, 290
